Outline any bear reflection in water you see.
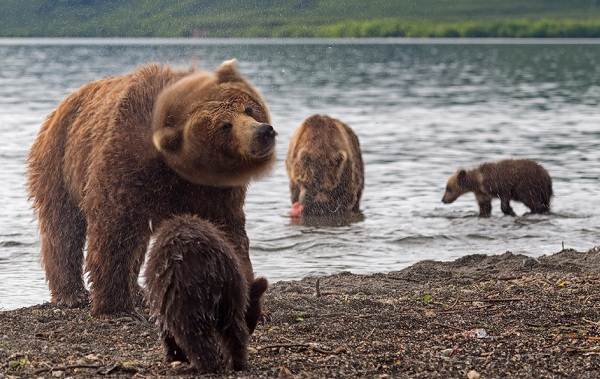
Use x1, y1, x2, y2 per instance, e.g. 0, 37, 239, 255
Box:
286, 114, 365, 224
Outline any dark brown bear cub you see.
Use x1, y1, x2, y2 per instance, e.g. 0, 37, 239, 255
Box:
442, 159, 553, 217
286, 115, 364, 219
145, 214, 267, 373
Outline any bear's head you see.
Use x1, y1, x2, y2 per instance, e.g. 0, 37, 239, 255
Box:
442, 169, 474, 204
152, 59, 276, 187
290, 116, 349, 216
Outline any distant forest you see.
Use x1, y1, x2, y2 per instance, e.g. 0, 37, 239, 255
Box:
4, 0, 600, 37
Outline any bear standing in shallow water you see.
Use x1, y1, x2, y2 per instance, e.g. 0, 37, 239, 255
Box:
27, 60, 276, 316
145, 215, 268, 373
286, 115, 364, 219
442, 159, 553, 217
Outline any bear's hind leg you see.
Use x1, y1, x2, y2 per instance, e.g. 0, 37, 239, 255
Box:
38, 194, 88, 308
86, 217, 149, 317
221, 316, 249, 371
176, 326, 224, 373
500, 197, 516, 216
161, 330, 189, 363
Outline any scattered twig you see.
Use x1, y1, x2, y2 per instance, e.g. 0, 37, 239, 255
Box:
258, 342, 344, 355
364, 327, 376, 340
315, 278, 321, 298
481, 297, 524, 303
33, 364, 102, 375
582, 318, 600, 326
431, 321, 464, 332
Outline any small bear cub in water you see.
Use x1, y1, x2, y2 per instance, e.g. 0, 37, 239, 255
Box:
144, 214, 267, 373
442, 159, 553, 217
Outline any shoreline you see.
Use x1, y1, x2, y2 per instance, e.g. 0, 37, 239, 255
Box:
4, 37, 600, 46
1, 247, 599, 378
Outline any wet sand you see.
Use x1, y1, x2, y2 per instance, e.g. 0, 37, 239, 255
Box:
1, 247, 599, 378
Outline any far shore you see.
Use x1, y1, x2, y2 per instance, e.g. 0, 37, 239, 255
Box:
1, 246, 599, 378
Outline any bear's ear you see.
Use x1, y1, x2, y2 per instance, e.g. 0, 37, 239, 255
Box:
298, 149, 310, 164
216, 59, 243, 83
334, 151, 348, 179
153, 128, 182, 152
457, 169, 469, 187
335, 151, 348, 166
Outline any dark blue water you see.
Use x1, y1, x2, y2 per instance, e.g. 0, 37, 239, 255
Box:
0, 39, 599, 310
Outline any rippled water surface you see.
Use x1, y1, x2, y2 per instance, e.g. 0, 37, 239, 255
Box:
1, 39, 599, 309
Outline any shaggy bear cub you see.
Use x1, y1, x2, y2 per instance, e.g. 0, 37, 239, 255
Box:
442, 159, 553, 217
145, 214, 267, 373
286, 114, 364, 219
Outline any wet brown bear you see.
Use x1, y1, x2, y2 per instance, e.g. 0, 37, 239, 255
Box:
286, 115, 364, 218
145, 214, 268, 373
27, 60, 276, 316
442, 159, 553, 217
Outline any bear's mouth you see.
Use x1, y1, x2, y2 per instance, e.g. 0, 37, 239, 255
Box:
250, 138, 276, 160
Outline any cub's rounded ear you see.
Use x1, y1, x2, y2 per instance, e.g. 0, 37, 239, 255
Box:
457, 169, 468, 187
250, 277, 269, 298
216, 58, 242, 83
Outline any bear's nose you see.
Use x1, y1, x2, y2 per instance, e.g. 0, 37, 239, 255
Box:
257, 124, 276, 139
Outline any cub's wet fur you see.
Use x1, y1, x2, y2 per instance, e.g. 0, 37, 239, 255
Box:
145, 215, 267, 373
442, 159, 553, 217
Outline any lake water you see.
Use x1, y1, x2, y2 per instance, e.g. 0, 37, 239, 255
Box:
0, 39, 599, 310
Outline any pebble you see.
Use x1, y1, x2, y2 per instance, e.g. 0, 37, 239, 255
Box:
467, 370, 480, 379
522, 257, 539, 268
51, 370, 64, 377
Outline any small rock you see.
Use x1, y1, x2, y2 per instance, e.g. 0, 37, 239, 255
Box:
278, 366, 294, 379
51, 370, 64, 377
170, 361, 182, 369
467, 370, 480, 379
522, 257, 538, 268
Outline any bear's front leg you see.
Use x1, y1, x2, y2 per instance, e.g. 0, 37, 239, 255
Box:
86, 216, 150, 317
476, 193, 492, 217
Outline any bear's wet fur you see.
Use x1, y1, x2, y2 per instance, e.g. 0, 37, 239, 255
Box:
286, 114, 364, 218
27, 60, 276, 316
442, 159, 553, 217
144, 214, 251, 373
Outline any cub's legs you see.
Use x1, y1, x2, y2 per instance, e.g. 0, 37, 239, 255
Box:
162, 331, 189, 363
476, 193, 492, 217
500, 197, 516, 216
222, 313, 250, 371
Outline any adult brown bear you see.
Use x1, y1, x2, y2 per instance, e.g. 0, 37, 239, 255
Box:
286, 114, 364, 219
27, 60, 276, 317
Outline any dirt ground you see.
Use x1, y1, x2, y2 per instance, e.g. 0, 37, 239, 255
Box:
1, 247, 599, 378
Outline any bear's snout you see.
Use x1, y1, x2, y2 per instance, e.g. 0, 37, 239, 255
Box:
251, 123, 276, 158
257, 123, 276, 139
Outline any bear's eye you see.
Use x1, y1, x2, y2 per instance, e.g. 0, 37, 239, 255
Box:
244, 106, 254, 116
221, 122, 233, 130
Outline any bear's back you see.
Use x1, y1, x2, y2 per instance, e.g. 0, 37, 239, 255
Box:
57, 65, 187, 200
